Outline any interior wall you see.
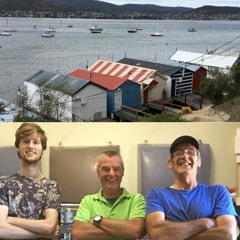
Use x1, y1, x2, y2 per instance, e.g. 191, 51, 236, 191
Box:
0, 122, 239, 194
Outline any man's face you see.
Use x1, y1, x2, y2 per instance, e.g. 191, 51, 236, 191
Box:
18, 132, 43, 164
97, 155, 124, 191
168, 143, 201, 176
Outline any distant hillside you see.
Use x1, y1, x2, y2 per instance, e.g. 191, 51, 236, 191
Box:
0, 0, 192, 13
0, 0, 240, 20
0, 0, 55, 11
189, 5, 240, 15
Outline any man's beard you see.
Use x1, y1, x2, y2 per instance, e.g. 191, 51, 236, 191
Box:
21, 154, 42, 165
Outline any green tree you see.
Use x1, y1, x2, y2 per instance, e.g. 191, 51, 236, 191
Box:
230, 60, 240, 95
0, 101, 5, 114
199, 69, 231, 105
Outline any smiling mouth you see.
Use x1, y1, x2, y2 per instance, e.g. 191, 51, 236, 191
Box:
178, 162, 191, 167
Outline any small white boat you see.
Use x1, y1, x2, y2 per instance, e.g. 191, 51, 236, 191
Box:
128, 16, 137, 33
3, 28, 17, 32
90, 29, 101, 33
45, 23, 56, 33
150, 32, 163, 37
68, 16, 73, 27
128, 27, 137, 33
89, 25, 103, 32
136, 27, 142, 30
41, 31, 54, 37
3, 18, 17, 33
0, 32, 11, 36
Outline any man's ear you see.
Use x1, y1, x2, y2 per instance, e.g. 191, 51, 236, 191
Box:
198, 157, 202, 167
168, 159, 173, 169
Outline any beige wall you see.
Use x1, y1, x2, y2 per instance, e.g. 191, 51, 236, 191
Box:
1, 122, 239, 193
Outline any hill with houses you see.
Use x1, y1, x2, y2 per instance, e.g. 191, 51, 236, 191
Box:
0, 0, 240, 20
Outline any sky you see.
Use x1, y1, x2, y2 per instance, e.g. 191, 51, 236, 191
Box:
101, 0, 240, 8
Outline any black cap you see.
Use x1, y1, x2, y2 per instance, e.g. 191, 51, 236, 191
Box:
170, 135, 199, 154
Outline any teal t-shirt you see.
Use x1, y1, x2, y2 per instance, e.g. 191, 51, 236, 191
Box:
74, 188, 145, 222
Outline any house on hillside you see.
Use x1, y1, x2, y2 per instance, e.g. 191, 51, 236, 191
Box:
87, 60, 167, 104
69, 68, 141, 116
24, 70, 107, 122
170, 50, 239, 73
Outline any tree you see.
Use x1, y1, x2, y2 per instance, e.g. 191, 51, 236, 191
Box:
230, 60, 240, 95
199, 68, 232, 105
19, 85, 72, 122
0, 101, 5, 114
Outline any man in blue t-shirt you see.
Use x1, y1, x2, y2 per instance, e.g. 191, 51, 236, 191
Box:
146, 135, 239, 240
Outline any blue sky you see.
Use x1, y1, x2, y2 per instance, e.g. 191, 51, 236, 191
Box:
101, 0, 240, 8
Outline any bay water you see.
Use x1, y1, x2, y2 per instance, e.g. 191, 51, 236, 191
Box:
0, 17, 240, 103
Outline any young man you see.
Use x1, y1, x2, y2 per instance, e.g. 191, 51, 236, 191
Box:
0, 122, 61, 239
72, 150, 146, 240
146, 135, 239, 240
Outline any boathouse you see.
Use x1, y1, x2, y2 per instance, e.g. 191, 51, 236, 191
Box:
24, 70, 107, 122
69, 68, 141, 116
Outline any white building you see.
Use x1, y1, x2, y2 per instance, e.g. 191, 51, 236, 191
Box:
24, 70, 107, 122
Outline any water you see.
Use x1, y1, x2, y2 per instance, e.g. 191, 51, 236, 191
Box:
1, 17, 240, 103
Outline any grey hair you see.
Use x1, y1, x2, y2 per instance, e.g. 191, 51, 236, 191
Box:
97, 150, 125, 170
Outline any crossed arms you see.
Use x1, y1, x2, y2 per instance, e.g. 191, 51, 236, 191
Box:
0, 205, 60, 239
72, 217, 146, 240
146, 211, 239, 240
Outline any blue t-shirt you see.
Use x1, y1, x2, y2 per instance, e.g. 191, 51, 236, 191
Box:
146, 183, 239, 221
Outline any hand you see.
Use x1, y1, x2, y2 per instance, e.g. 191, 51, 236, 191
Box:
52, 224, 61, 237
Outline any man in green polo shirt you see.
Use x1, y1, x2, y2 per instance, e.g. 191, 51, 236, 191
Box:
71, 150, 146, 240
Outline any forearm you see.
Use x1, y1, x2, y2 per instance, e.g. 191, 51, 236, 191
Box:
99, 217, 145, 239
186, 224, 239, 240
148, 218, 216, 240
8, 216, 57, 235
72, 221, 113, 240
0, 221, 45, 239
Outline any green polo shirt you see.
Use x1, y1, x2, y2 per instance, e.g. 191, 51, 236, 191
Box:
74, 188, 146, 223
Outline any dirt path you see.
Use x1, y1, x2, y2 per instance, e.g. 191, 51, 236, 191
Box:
181, 105, 226, 122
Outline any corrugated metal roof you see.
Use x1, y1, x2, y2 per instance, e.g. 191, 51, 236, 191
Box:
69, 68, 131, 91
88, 60, 156, 83
170, 50, 239, 69
25, 70, 89, 96
118, 58, 182, 76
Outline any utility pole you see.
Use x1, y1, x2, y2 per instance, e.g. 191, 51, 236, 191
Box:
17, 87, 24, 116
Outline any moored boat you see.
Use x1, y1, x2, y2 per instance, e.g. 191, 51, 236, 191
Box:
150, 32, 163, 37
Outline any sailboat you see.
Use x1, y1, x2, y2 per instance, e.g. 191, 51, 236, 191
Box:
41, 21, 55, 37
3, 17, 17, 33
150, 18, 163, 37
68, 16, 73, 27
127, 16, 137, 33
0, 32, 11, 36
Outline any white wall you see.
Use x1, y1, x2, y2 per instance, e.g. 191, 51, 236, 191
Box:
0, 122, 239, 194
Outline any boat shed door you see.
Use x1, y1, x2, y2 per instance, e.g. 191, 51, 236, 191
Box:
114, 89, 122, 111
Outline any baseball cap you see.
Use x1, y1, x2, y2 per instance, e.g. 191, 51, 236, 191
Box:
170, 135, 199, 154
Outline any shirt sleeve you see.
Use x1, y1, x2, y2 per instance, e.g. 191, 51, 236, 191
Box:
74, 196, 92, 223
215, 185, 240, 221
128, 193, 146, 219
146, 188, 165, 216
45, 180, 62, 214
0, 176, 9, 206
